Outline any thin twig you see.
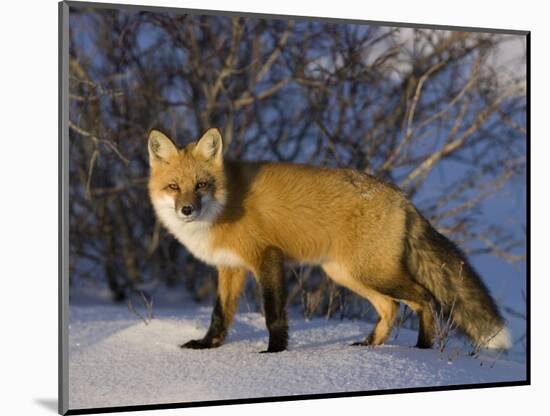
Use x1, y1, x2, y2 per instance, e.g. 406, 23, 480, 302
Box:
85, 149, 98, 201
69, 120, 130, 165
127, 298, 149, 326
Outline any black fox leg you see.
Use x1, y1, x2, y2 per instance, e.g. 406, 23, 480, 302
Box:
403, 299, 435, 349
182, 267, 247, 349
181, 297, 225, 349
258, 248, 288, 353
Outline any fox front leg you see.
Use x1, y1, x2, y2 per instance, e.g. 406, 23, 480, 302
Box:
181, 267, 247, 350
257, 247, 288, 353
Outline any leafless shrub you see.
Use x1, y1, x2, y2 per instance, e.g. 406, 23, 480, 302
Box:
325, 280, 340, 320
127, 291, 154, 325
291, 267, 323, 320
432, 299, 457, 355
393, 305, 416, 340
68, 8, 526, 329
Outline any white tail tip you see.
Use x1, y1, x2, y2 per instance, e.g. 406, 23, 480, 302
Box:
484, 327, 512, 350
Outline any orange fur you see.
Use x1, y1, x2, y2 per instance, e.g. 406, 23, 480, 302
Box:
150, 135, 408, 282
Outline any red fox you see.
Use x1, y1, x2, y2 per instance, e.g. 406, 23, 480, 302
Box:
148, 128, 511, 353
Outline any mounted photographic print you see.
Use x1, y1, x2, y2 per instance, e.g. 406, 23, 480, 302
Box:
59, 1, 529, 414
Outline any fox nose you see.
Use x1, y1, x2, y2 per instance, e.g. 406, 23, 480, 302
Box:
181, 204, 195, 216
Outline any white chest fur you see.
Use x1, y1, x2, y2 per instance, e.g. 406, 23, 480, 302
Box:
172, 221, 245, 268
153, 198, 245, 268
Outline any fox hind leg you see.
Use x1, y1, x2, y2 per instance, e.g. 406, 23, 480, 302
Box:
323, 259, 436, 349
377, 281, 436, 349
402, 299, 435, 349
352, 292, 399, 346
321, 262, 399, 347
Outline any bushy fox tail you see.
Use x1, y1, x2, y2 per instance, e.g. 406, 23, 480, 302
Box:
402, 206, 511, 350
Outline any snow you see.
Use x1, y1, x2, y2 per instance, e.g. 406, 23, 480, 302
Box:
68, 303, 526, 411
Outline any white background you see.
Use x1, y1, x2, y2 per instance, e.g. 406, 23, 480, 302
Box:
0, 0, 545, 415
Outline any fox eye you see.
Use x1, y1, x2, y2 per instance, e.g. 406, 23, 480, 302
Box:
167, 183, 179, 191
196, 181, 208, 190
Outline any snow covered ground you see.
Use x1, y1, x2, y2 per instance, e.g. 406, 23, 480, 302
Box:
68, 302, 526, 411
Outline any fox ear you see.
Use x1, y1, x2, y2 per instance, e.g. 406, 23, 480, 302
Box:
148, 130, 178, 165
194, 128, 223, 165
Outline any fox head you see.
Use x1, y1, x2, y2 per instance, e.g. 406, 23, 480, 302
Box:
147, 128, 227, 225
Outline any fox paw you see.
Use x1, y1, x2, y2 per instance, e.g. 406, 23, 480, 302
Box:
180, 339, 215, 349
259, 342, 287, 353
351, 337, 379, 347
259, 347, 286, 353
415, 342, 432, 349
